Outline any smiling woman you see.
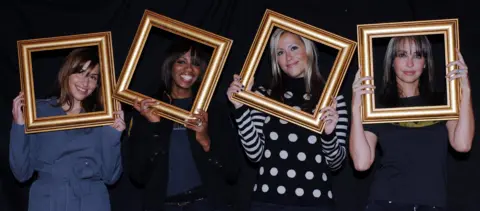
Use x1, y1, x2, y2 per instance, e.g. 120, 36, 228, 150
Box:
9, 47, 126, 211
126, 39, 240, 211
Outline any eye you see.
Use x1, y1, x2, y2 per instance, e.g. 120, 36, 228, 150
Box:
276, 50, 284, 56
290, 45, 299, 51
396, 52, 407, 57
414, 52, 423, 59
90, 75, 98, 81
176, 59, 186, 64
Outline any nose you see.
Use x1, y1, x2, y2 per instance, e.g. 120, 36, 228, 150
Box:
406, 57, 414, 67
286, 51, 293, 61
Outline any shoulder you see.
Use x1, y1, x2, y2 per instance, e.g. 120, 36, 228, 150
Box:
35, 98, 58, 112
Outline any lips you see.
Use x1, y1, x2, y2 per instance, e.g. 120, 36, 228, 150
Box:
286, 61, 299, 68
403, 71, 416, 76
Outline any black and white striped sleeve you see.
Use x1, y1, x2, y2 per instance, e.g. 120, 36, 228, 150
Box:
232, 88, 268, 163
321, 95, 348, 171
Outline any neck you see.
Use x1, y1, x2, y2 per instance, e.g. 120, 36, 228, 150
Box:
62, 99, 82, 114
396, 79, 419, 98
171, 85, 192, 99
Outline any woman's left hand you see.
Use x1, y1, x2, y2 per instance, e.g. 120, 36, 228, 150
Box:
111, 104, 126, 132
320, 97, 339, 135
447, 49, 470, 93
185, 109, 210, 151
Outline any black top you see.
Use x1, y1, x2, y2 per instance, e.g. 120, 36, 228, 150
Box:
364, 95, 448, 207
233, 76, 349, 207
126, 91, 241, 210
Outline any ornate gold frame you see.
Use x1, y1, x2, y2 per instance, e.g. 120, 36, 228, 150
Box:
231, 9, 356, 134
17, 32, 117, 133
357, 19, 460, 124
114, 10, 232, 124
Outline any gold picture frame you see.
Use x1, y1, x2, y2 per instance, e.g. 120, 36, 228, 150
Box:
114, 9, 232, 124
17, 32, 117, 134
231, 9, 356, 134
357, 19, 460, 124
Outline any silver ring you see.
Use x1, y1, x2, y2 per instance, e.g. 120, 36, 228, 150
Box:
197, 119, 203, 127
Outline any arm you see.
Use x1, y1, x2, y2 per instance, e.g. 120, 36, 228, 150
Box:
349, 71, 378, 171
232, 88, 268, 163
125, 112, 162, 186
349, 100, 378, 171
9, 123, 35, 182
446, 90, 474, 152
100, 126, 123, 185
202, 107, 242, 183
446, 50, 474, 152
321, 95, 348, 171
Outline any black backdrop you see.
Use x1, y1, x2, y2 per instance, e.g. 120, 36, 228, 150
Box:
1, 0, 479, 210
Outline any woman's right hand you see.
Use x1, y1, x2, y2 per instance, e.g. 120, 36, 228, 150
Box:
352, 69, 375, 110
12, 92, 25, 125
133, 98, 161, 123
227, 74, 247, 109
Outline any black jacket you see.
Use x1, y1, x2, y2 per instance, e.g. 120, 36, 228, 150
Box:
125, 91, 241, 211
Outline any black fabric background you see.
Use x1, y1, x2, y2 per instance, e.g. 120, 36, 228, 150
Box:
1, 0, 479, 210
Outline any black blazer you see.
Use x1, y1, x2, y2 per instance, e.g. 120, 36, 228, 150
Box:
125, 91, 242, 211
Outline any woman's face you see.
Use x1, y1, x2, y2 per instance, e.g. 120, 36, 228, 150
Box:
68, 60, 99, 102
275, 32, 308, 78
393, 39, 425, 85
171, 49, 202, 90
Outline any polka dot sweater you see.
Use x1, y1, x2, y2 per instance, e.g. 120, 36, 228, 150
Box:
233, 81, 348, 206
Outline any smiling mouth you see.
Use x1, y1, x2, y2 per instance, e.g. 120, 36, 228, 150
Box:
286, 61, 299, 68
75, 85, 88, 94
180, 74, 194, 82
403, 71, 416, 76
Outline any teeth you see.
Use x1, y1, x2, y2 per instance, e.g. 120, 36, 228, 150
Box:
181, 75, 193, 81
77, 86, 87, 92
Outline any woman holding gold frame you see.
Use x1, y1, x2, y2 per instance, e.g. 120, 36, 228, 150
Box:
227, 28, 348, 211
350, 35, 474, 211
126, 39, 240, 211
10, 48, 125, 211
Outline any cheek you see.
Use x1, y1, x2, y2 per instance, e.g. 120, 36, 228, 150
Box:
277, 56, 287, 68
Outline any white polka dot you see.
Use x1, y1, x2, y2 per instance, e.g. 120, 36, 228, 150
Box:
270, 167, 278, 176
313, 189, 321, 198
303, 93, 311, 100
279, 119, 288, 124
253, 184, 257, 191
277, 186, 286, 194
315, 155, 322, 163
305, 171, 314, 180
328, 190, 333, 199
293, 106, 301, 111
262, 184, 269, 192
284, 91, 293, 99
322, 173, 328, 181
265, 116, 271, 123
259, 167, 264, 175
270, 132, 278, 140
295, 188, 304, 196
287, 169, 296, 178
308, 135, 317, 144
297, 152, 306, 161
279, 150, 288, 159
288, 134, 298, 142
264, 149, 271, 158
